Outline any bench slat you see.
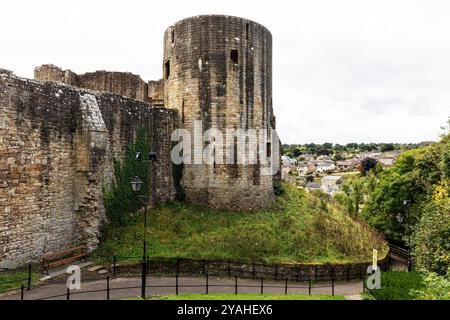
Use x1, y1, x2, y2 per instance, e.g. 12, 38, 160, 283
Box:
46, 253, 87, 269
42, 244, 86, 260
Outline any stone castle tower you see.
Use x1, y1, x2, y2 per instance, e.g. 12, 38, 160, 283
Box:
163, 15, 276, 210
0, 15, 279, 267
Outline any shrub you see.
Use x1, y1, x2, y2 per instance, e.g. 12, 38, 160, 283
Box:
273, 180, 285, 196
367, 271, 425, 300
413, 186, 450, 276
411, 273, 450, 300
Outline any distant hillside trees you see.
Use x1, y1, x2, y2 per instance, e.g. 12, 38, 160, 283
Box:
281, 142, 419, 158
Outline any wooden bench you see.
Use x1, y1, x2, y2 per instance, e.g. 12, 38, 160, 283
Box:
41, 244, 88, 274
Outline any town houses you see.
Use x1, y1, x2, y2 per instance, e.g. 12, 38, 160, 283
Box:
281, 147, 405, 195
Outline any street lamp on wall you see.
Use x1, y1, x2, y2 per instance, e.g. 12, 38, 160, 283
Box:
130, 176, 144, 193
396, 200, 412, 272
129, 150, 157, 300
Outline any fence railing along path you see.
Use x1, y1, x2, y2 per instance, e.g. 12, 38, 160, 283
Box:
7, 273, 361, 300
1, 252, 391, 300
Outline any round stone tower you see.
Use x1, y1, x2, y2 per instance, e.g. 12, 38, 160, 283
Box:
163, 15, 276, 211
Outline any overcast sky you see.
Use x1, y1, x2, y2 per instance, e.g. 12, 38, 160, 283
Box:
1, 0, 449, 144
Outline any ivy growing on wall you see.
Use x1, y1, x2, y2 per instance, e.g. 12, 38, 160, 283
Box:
171, 141, 185, 201
103, 128, 152, 225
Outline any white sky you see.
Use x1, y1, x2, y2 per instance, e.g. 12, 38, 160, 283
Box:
1, 0, 449, 144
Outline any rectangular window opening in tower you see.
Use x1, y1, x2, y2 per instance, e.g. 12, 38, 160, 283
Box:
230, 50, 239, 64
267, 142, 271, 157
246, 23, 249, 40
165, 60, 171, 80
171, 29, 175, 44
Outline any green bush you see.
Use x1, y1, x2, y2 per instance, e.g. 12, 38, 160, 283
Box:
367, 271, 425, 300
413, 200, 450, 276
411, 273, 450, 300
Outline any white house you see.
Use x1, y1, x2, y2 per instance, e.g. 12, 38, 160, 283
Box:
316, 162, 336, 173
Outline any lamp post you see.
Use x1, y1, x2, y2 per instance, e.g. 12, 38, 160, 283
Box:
396, 200, 412, 272
130, 151, 157, 299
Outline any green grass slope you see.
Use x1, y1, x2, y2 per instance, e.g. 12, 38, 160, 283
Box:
94, 184, 387, 264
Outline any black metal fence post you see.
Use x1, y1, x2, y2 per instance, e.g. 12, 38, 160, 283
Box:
106, 275, 110, 300
308, 278, 312, 295
252, 263, 255, 280
113, 255, 116, 276
284, 278, 288, 294
202, 259, 206, 275
176, 258, 180, 276
27, 263, 32, 291
346, 265, 350, 282
20, 283, 24, 300
141, 259, 146, 299
388, 250, 392, 271
296, 266, 299, 282
331, 277, 335, 296
205, 273, 209, 295
260, 277, 264, 295
234, 276, 238, 295
176, 274, 179, 295
66, 287, 70, 300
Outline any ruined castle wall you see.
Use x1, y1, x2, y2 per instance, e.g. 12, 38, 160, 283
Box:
0, 70, 175, 268
148, 79, 164, 102
35, 65, 152, 103
34, 64, 79, 86
163, 15, 275, 211
78, 71, 149, 103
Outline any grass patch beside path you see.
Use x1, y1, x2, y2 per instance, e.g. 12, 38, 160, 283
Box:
94, 183, 387, 265
0, 272, 38, 292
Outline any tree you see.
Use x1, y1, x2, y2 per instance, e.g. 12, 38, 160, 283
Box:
374, 162, 384, 175
362, 170, 424, 240
360, 157, 378, 176
333, 152, 345, 162
346, 142, 359, 150
351, 179, 365, 216
340, 178, 366, 217
413, 181, 450, 276
381, 143, 395, 152
292, 148, 302, 157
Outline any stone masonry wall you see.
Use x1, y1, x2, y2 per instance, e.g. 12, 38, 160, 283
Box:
78, 71, 149, 103
0, 69, 175, 268
34, 64, 79, 86
148, 79, 164, 103
163, 15, 275, 211
34, 65, 153, 103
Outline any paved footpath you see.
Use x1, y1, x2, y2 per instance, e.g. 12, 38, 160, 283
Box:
0, 276, 364, 300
